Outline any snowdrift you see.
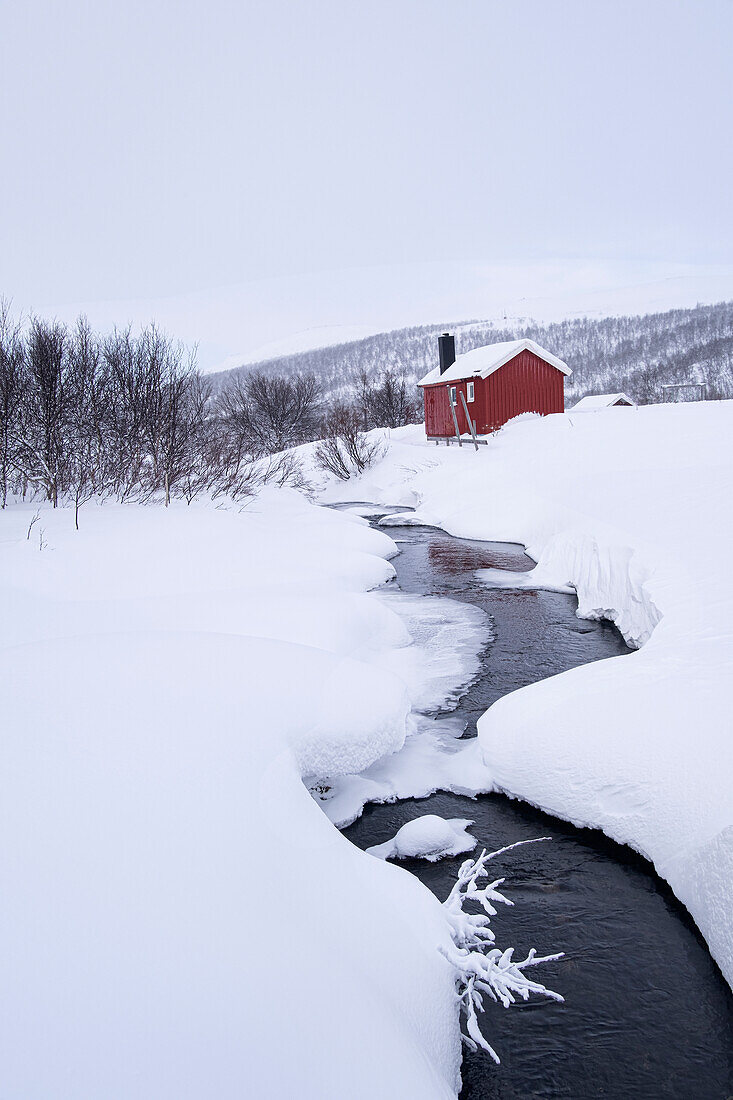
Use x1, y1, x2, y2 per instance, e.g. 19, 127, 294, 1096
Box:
318, 402, 733, 988
1, 494, 465, 1099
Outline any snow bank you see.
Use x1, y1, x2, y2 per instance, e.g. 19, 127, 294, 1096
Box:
308, 585, 494, 828
317, 719, 492, 829
316, 405, 733, 988
367, 815, 478, 862
1, 492, 464, 1099
369, 591, 492, 713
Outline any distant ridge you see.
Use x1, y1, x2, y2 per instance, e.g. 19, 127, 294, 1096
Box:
207, 301, 733, 405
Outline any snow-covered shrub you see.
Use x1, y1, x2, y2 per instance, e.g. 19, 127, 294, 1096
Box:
440, 839, 563, 1064
256, 451, 315, 494
314, 401, 385, 480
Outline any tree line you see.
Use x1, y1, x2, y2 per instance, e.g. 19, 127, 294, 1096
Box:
0, 304, 419, 519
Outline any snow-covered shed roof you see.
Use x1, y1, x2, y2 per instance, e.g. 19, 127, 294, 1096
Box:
572, 393, 635, 410
417, 338, 571, 387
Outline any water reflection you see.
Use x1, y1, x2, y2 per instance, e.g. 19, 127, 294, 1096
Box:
427, 539, 533, 577
393, 525, 628, 724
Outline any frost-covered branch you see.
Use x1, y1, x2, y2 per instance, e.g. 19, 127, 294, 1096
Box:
440, 839, 564, 1064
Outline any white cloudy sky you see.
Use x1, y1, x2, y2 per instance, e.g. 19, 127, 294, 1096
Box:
1, 0, 732, 364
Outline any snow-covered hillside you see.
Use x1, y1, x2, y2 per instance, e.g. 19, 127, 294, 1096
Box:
1, 492, 490, 1099
313, 401, 733, 990
36, 258, 733, 375
209, 300, 733, 408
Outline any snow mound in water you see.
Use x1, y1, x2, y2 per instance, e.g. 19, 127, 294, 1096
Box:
367, 815, 478, 862
378, 510, 442, 527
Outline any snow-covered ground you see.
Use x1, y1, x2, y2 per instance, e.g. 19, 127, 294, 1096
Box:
1, 492, 484, 1099
5, 399, 732, 1096
315, 402, 733, 990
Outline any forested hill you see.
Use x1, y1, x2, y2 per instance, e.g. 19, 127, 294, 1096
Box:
209, 300, 733, 405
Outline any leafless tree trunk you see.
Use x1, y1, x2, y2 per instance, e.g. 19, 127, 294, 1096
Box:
16, 318, 70, 506
67, 316, 113, 526
0, 301, 24, 507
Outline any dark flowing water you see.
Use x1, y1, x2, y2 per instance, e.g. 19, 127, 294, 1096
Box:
342, 514, 733, 1099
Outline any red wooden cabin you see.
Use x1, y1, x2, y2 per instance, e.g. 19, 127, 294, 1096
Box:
418, 334, 571, 440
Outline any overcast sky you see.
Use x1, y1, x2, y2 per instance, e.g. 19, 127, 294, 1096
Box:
1, 0, 731, 323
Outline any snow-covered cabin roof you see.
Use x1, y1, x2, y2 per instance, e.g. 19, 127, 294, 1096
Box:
417, 338, 571, 387
572, 393, 635, 410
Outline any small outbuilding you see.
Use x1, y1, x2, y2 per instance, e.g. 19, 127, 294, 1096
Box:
572, 393, 635, 410
418, 334, 571, 440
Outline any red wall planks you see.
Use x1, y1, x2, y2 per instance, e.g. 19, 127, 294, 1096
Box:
422, 350, 564, 437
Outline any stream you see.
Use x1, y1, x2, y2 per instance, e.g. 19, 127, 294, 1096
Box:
341, 511, 733, 1099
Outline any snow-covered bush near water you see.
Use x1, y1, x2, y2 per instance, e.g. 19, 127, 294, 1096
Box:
363, 821, 565, 1063
441, 841, 563, 1064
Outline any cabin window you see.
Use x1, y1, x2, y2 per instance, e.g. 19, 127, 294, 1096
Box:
449, 386, 457, 404
467, 381, 475, 403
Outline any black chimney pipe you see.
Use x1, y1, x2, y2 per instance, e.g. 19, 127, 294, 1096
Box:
438, 332, 456, 375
